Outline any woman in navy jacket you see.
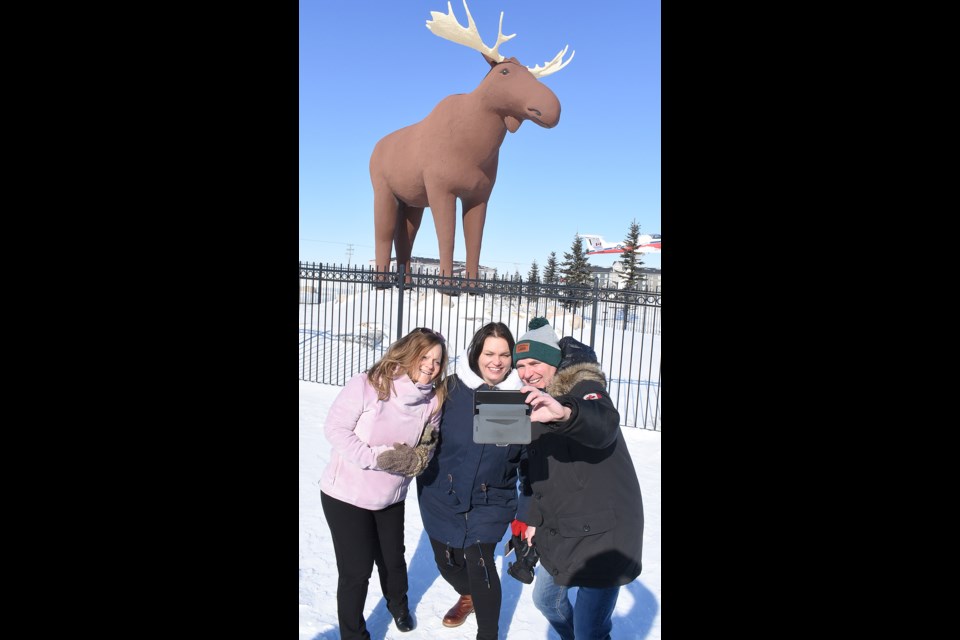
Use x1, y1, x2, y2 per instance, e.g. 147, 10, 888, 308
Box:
416, 322, 523, 640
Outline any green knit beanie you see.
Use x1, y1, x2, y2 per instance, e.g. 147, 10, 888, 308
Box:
513, 317, 561, 366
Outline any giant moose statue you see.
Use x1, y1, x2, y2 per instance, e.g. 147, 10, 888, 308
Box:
370, 0, 574, 286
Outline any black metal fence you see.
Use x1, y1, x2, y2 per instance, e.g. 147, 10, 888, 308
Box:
298, 262, 661, 430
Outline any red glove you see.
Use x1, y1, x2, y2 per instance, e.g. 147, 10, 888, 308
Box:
511, 519, 527, 537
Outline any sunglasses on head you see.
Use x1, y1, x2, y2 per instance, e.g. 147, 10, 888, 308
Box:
414, 327, 445, 343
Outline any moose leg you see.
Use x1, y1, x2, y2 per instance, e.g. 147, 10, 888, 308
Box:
395, 204, 424, 285
429, 195, 458, 291
373, 186, 400, 287
461, 201, 488, 286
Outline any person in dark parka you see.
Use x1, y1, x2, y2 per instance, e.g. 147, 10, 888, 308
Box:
513, 317, 644, 640
416, 322, 524, 640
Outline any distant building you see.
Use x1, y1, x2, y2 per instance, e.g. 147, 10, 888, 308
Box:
366, 256, 498, 280
588, 263, 661, 292
585, 265, 615, 288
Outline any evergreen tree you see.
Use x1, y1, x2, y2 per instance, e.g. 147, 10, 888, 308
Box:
526, 259, 541, 298
619, 219, 647, 291
542, 252, 559, 284
562, 235, 592, 287
561, 235, 592, 310
527, 260, 540, 283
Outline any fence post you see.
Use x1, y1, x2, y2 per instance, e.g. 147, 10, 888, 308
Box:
590, 277, 600, 347
395, 263, 406, 340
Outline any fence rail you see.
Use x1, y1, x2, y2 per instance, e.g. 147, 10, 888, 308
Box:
299, 262, 660, 430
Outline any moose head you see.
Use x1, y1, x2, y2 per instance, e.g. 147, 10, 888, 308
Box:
370, 0, 574, 287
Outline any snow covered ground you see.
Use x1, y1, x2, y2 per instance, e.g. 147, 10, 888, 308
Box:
299, 381, 662, 639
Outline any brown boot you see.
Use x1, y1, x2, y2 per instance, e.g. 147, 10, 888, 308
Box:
442, 595, 474, 628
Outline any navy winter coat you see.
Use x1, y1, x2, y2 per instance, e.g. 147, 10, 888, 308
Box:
416, 354, 524, 549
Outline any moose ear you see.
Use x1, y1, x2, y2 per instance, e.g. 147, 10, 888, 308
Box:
482, 53, 498, 68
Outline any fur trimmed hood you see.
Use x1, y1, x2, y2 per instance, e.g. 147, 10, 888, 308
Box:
545, 361, 607, 396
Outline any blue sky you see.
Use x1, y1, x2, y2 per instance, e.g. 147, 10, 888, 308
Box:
299, 0, 661, 276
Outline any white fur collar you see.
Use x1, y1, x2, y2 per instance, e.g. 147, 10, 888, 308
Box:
455, 351, 523, 391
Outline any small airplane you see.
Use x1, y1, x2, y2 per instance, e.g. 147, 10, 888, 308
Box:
580, 233, 661, 256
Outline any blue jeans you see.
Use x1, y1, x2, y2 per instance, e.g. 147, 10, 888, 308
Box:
531, 564, 620, 640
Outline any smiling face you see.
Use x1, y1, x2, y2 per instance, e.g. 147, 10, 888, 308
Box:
515, 358, 558, 390
412, 344, 444, 385
477, 336, 513, 386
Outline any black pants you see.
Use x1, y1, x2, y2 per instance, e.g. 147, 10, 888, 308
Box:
320, 492, 409, 640
429, 536, 501, 640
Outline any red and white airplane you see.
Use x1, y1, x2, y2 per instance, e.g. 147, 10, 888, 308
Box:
581, 233, 661, 256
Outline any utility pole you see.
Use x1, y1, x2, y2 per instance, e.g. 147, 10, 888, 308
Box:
346, 244, 354, 266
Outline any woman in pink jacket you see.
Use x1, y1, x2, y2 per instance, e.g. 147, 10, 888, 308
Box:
320, 327, 449, 639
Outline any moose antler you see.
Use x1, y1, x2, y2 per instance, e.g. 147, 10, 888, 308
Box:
527, 45, 575, 78
426, 0, 515, 63
426, 0, 574, 79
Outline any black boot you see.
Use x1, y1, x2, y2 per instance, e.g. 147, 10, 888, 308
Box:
393, 610, 414, 632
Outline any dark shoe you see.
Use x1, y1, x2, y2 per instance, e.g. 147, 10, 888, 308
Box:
442, 595, 474, 628
393, 612, 414, 633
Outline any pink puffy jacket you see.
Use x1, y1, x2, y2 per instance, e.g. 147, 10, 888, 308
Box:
320, 372, 440, 510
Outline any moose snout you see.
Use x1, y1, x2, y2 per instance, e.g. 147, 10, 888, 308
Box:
527, 103, 561, 128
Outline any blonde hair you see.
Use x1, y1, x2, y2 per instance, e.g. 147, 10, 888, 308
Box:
367, 328, 449, 416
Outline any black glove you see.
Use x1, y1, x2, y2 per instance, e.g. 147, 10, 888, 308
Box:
504, 531, 539, 584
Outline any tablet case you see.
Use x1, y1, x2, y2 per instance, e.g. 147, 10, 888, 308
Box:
473, 390, 531, 445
